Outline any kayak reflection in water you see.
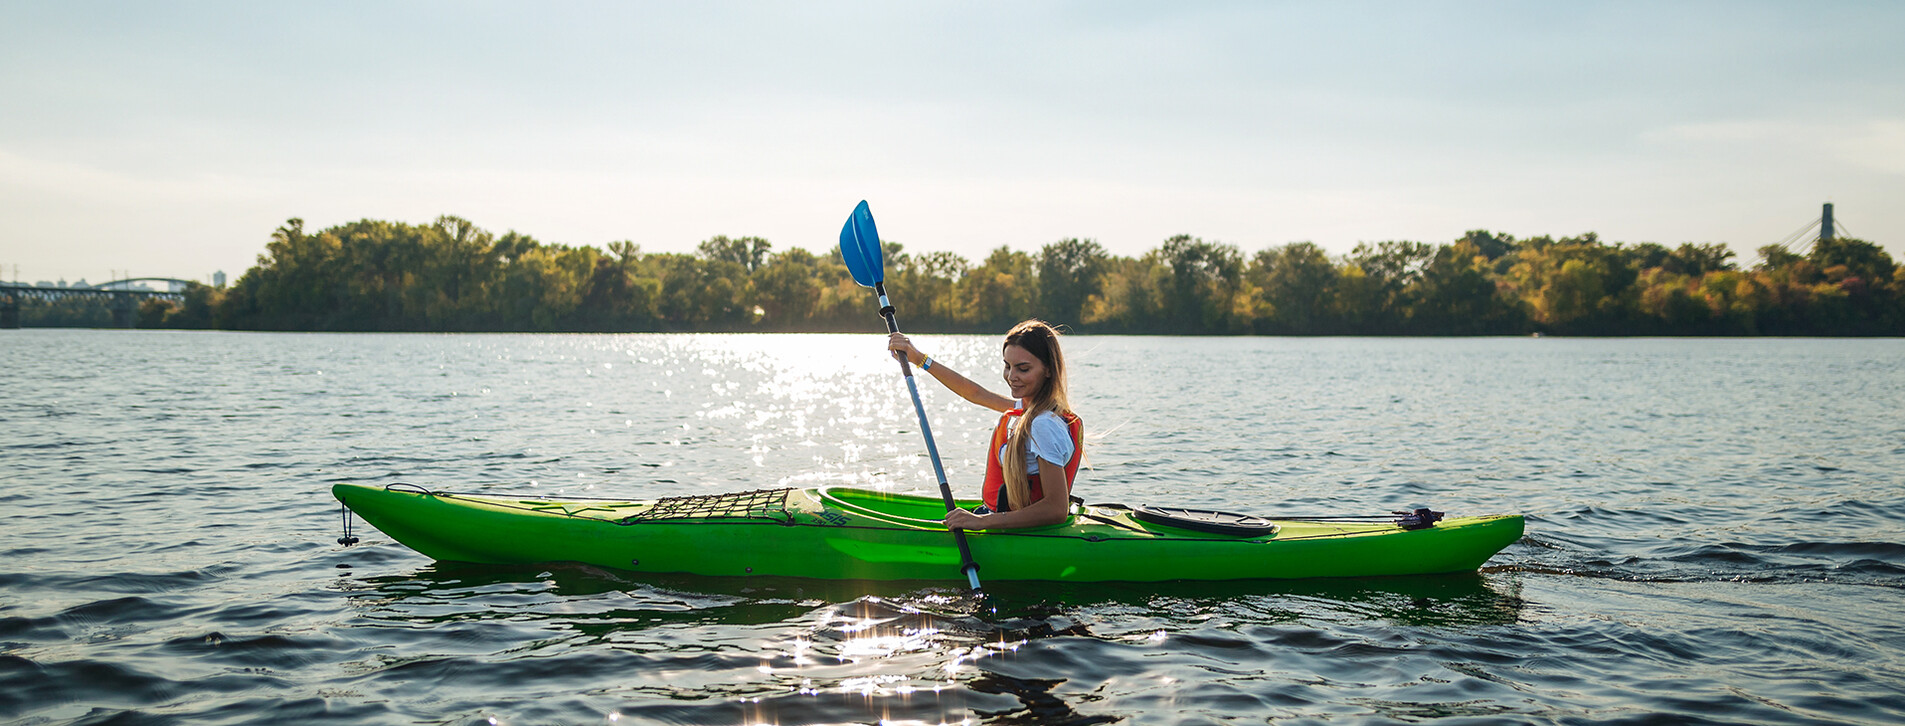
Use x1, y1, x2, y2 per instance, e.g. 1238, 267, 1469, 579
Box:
888, 319, 1083, 530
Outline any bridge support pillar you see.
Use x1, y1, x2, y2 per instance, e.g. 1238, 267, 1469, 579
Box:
111, 295, 137, 328
1, 293, 18, 329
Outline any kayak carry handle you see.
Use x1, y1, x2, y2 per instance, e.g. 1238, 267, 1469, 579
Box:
1394, 508, 1444, 530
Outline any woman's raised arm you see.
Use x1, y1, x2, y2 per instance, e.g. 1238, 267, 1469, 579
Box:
887, 333, 1014, 412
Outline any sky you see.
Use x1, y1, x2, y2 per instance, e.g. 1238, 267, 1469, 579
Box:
2, 1, 1901, 286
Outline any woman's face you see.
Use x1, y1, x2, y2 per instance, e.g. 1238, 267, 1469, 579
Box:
1002, 344, 1049, 402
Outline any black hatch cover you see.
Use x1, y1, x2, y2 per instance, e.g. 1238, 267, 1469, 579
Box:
1132, 506, 1278, 536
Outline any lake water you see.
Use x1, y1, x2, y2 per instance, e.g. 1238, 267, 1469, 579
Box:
3, 329, 1903, 725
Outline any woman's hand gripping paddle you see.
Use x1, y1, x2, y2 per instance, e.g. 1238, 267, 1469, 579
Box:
839, 200, 982, 591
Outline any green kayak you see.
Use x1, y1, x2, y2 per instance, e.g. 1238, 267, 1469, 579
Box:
332, 483, 1523, 582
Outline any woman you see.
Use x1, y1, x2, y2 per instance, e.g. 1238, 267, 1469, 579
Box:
888, 319, 1082, 530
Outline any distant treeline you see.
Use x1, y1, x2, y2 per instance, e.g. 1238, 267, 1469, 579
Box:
30, 215, 1904, 335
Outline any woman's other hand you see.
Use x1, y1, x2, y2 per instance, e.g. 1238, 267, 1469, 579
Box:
943, 508, 986, 531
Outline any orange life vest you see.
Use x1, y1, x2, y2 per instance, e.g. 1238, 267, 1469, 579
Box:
981, 408, 1084, 511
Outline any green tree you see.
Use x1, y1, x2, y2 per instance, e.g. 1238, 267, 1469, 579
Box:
1036, 238, 1109, 330
957, 246, 1037, 330
1627, 242, 1673, 271
752, 247, 829, 328
165, 282, 222, 329
1502, 235, 1628, 332
586, 239, 662, 329
1342, 240, 1433, 332
878, 242, 966, 331
136, 298, 176, 328
1248, 242, 1338, 334
1458, 230, 1515, 261
1807, 236, 1899, 331
909, 250, 970, 329
1081, 256, 1153, 332
1152, 235, 1245, 333
1756, 245, 1805, 271
1413, 241, 1517, 334
498, 243, 595, 330
577, 257, 637, 330
698, 235, 773, 273
1810, 236, 1896, 285
421, 215, 498, 327
1636, 269, 1711, 331
1664, 242, 1737, 277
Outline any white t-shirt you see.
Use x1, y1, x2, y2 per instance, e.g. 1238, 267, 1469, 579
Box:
997, 403, 1075, 476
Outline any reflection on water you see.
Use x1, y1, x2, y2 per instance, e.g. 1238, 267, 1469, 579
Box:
3, 331, 1903, 724
332, 557, 1532, 722
352, 561, 1527, 632
331, 552, 1531, 720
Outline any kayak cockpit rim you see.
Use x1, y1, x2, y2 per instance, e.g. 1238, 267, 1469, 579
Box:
816, 486, 978, 528
817, 486, 1117, 532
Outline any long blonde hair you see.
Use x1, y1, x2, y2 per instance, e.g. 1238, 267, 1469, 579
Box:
1001, 319, 1073, 509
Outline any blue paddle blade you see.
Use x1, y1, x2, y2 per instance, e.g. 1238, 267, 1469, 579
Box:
838, 200, 883, 287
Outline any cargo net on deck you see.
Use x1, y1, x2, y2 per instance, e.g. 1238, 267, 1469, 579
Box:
621, 488, 794, 524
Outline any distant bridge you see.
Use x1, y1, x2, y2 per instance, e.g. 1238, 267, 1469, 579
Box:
1, 278, 198, 329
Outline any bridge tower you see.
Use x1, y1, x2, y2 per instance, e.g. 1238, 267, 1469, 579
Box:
1821, 203, 1835, 242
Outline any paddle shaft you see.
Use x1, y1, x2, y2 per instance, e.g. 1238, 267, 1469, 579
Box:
874, 282, 982, 590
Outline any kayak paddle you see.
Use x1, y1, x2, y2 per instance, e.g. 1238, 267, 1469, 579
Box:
838, 200, 983, 591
